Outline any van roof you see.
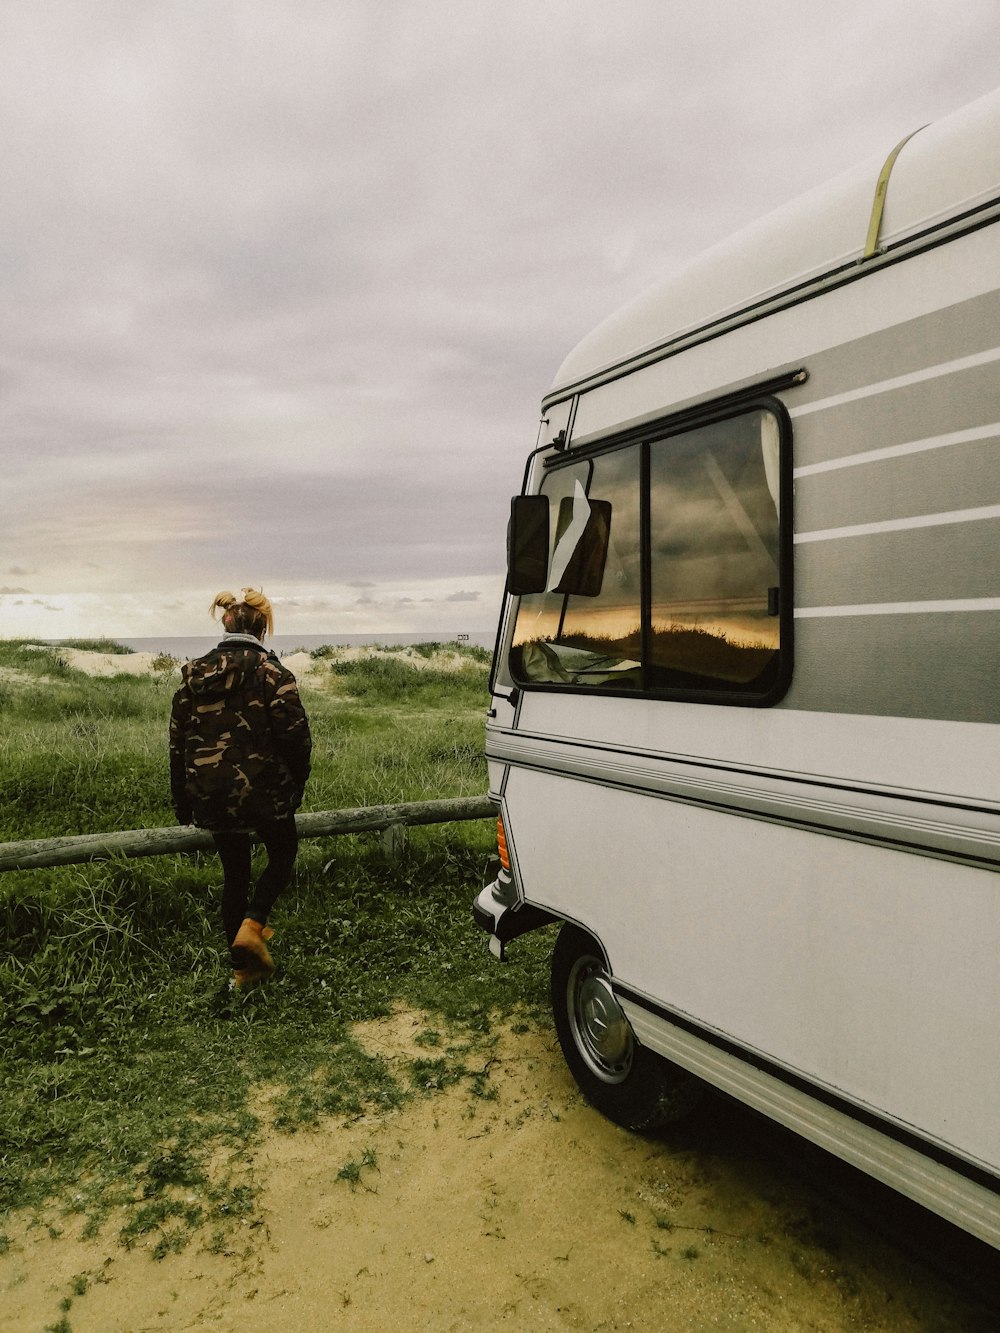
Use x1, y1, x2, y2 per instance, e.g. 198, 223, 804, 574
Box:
549, 86, 1000, 402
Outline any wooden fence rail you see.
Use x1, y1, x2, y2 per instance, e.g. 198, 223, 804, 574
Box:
0, 795, 498, 873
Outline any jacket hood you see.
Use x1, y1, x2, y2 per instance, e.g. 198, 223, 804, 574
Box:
182, 644, 271, 698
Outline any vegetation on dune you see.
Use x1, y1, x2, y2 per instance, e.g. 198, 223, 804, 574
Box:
327, 653, 490, 707
0, 639, 551, 1255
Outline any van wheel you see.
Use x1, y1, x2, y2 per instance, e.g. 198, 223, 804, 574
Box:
551, 923, 703, 1132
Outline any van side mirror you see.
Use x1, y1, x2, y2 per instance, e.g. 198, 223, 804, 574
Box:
552, 497, 612, 597
508, 495, 550, 594
508, 492, 613, 598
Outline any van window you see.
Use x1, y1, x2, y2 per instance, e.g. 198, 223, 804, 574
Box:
509, 405, 786, 701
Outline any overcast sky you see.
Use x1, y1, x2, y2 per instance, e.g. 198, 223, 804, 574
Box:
2, 2, 998, 641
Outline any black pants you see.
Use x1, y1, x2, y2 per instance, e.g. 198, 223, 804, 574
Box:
211, 816, 299, 948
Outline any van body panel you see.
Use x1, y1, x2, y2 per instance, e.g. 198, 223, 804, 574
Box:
481, 88, 1000, 1247
498, 764, 999, 1166
504, 693, 998, 801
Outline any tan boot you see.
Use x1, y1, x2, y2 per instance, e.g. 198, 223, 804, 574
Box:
231, 918, 276, 978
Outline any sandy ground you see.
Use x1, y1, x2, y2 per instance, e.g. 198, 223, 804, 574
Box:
17, 646, 174, 678
57, 648, 171, 676
1, 1011, 993, 1333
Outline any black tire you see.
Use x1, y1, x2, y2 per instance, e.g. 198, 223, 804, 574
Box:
550, 922, 704, 1132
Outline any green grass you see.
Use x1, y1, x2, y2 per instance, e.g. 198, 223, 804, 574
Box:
0, 639, 552, 1251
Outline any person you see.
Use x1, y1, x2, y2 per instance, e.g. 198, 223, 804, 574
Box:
169, 588, 312, 987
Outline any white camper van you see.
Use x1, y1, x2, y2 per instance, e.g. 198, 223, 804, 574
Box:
473, 88, 1000, 1249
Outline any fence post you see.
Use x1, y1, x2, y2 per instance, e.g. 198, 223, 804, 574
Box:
381, 822, 407, 862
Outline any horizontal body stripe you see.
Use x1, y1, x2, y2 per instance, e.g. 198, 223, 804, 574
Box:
793, 421, 1000, 478
794, 437, 996, 535
613, 985, 1000, 1198
795, 520, 999, 607
792, 358, 1000, 473
796, 598, 1000, 617
788, 344, 1000, 419
786, 287, 1000, 419
795, 504, 1000, 544
485, 730, 1000, 869
784, 611, 997, 723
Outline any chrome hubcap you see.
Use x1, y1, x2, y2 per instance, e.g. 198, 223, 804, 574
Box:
569, 956, 633, 1084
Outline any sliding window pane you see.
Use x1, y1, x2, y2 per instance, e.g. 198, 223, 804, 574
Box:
648, 409, 781, 692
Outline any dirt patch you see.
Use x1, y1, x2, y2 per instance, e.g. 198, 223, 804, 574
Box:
0, 1014, 991, 1331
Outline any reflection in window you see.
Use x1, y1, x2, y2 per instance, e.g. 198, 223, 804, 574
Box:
509, 406, 784, 698
648, 410, 780, 691
512, 449, 641, 688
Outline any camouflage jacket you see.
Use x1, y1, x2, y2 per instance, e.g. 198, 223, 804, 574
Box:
169, 640, 312, 830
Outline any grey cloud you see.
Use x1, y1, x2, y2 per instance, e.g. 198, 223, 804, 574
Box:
1, 3, 998, 627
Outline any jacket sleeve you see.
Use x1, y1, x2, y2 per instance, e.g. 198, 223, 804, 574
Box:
168, 685, 194, 822
269, 669, 312, 796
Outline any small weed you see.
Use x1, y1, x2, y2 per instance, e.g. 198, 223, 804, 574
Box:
790, 1249, 815, 1280
119, 1199, 204, 1252
465, 1052, 499, 1101
410, 1056, 466, 1094
336, 1147, 379, 1192
468, 1074, 499, 1102
682, 1245, 700, 1260
618, 1209, 636, 1225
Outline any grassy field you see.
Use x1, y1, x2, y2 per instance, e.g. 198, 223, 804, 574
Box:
0, 639, 552, 1257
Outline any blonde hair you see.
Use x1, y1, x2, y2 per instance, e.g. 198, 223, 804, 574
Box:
210, 588, 274, 639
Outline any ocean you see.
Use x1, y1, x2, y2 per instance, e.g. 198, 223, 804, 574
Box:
118, 630, 496, 661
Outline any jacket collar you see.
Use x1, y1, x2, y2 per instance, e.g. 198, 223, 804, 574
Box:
218, 632, 267, 651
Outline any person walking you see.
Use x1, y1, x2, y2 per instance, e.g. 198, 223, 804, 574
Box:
169, 588, 312, 987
